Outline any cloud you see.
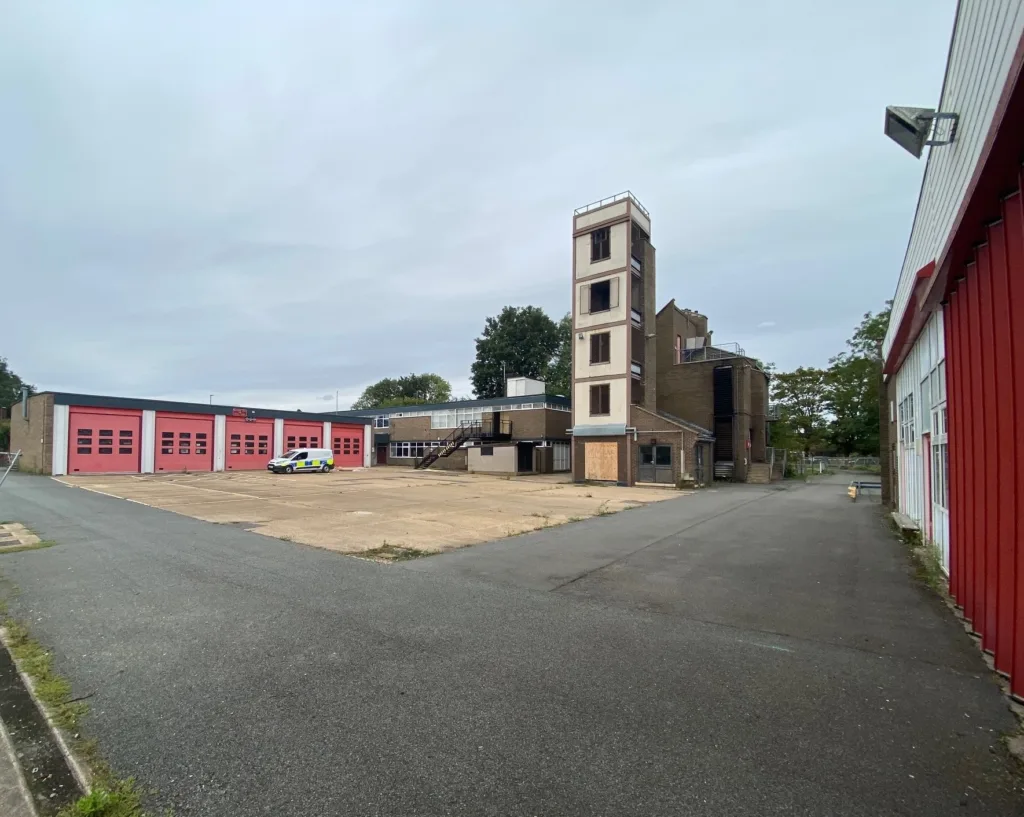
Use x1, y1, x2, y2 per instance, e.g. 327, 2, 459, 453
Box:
0, 0, 956, 408
756, 321, 777, 329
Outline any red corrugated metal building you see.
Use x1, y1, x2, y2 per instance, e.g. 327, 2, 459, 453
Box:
883, 1, 1024, 698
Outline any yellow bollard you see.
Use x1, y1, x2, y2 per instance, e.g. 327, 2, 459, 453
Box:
848, 485, 858, 501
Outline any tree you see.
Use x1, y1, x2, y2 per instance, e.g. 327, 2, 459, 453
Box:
470, 307, 562, 398
1, 357, 34, 410
824, 304, 891, 456
771, 367, 830, 454
544, 314, 573, 398
351, 373, 452, 409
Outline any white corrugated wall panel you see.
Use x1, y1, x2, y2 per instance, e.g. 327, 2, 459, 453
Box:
884, 0, 1024, 359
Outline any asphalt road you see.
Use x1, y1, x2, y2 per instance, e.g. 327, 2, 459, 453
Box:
0, 473, 1020, 816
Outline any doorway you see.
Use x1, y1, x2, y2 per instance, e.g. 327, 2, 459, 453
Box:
638, 444, 673, 484
376, 444, 388, 465
517, 442, 536, 473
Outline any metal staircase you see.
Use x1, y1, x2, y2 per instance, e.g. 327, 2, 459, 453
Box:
415, 422, 481, 470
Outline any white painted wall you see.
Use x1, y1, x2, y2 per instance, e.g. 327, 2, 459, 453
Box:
322, 421, 332, 455
213, 415, 226, 472
468, 444, 517, 473
51, 404, 69, 476
273, 418, 284, 457
574, 222, 628, 279
894, 310, 948, 570
363, 424, 372, 468
572, 377, 627, 428
573, 200, 627, 231
574, 324, 628, 379
884, 0, 1024, 358
140, 410, 156, 473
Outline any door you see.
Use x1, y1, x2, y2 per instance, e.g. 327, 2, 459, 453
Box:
584, 441, 618, 481
694, 444, 705, 485
155, 413, 214, 472
283, 422, 322, 454
331, 425, 363, 468
225, 417, 273, 470
67, 408, 142, 474
517, 442, 535, 473
376, 444, 388, 465
638, 445, 673, 483
553, 442, 570, 472
922, 432, 933, 542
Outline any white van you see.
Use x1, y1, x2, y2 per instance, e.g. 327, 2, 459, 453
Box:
267, 448, 334, 474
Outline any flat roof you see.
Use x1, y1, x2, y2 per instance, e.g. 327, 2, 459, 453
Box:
37, 392, 370, 425
343, 393, 570, 416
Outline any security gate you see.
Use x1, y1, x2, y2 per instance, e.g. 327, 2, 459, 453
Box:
638, 444, 673, 484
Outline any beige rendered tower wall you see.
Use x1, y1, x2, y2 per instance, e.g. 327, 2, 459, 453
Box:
570, 192, 654, 484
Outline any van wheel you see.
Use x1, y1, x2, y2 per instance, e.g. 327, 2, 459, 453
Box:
285, 464, 294, 474
320, 464, 329, 473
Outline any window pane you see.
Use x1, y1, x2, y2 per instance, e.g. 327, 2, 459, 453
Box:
655, 446, 672, 466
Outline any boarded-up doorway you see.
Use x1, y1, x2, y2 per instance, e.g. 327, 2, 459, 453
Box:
584, 441, 618, 481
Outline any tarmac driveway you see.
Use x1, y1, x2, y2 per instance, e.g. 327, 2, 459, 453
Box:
0, 473, 1019, 816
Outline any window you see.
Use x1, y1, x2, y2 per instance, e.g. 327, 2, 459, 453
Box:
389, 441, 434, 459
375, 416, 390, 428
655, 446, 672, 466
480, 446, 494, 456
589, 280, 612, 313
590, 384, 610, 416
229, 433, 241, 455
258, 435, 269, 455
590, 227, 610, 262
590, 332, 610, 364
631, 361, 642, 378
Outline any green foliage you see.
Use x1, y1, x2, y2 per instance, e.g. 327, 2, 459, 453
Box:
351, 373, 452, 410
770, 367, 830, 454
0, 357, 34, 413
770, 303, 891, 457
824, 306, 889, 456
544, 313, 573, 398
470, 306, 563, 398
0, 419, 9, 451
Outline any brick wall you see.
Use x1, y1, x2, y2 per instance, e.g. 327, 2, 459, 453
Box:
657, 362, 715, 430
630, 404, 699, 484
8, 394, 54, 474
642, 242, 658, 409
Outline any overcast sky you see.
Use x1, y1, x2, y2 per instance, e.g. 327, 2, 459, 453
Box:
1, 1, 956, 411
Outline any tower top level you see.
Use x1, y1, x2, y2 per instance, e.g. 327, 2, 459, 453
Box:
572, 190, 651, 238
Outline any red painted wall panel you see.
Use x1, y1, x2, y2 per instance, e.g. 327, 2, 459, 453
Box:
154, 412, 214, 473
1004, 187, 1024, 694
955, 287, 974, 624
282, 422, 323, 453
331, 425, 364, 468
943, 299, 960, 605
977, 244, 999, 651
67, 407, 142, 474
967, 265, 985, 635
226, 417, 273, 470
988, 219, 1016, 673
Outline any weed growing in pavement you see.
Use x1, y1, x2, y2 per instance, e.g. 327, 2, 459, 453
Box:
58, 779, 147, 817
355, 542, 434, 562
568, 516, 585, 523
0, 539, 57, 555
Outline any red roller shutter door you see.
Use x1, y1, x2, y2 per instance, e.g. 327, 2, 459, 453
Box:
283, 421, 322, 453
331, 425, 363, 467
155, 413, 214, 473
67, 407, 142, 474
226, 417, 273, 470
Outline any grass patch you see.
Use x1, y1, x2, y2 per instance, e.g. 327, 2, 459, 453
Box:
567, 516, 585, 523
596, 503, 615, 517
58, 779, 146, 817
1, 580, 156, 815
355, 543, 433, 562
0, 539, 57, 555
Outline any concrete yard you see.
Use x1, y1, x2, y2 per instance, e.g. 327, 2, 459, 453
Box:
55, 468, 683, 554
